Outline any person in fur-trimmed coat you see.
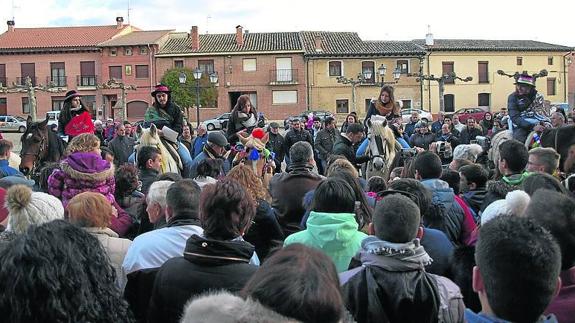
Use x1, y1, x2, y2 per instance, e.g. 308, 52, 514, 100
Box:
48, 134, 132, 236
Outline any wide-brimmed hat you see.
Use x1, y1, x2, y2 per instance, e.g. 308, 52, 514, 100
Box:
515, 74, 535, 87
151, 84, 171, 97
64, 90, 81, 102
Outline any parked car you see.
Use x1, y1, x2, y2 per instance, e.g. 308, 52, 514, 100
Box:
46, 111, 60, 127
449, 107, 488, 123
202, 113, 231, 131
400, 109, 433, 124
283, 110, 334, 130
0, 115, 27, 132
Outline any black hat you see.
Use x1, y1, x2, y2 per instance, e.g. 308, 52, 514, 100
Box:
64, 90, 81, 102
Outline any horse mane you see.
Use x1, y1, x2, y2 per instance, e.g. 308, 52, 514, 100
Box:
46, 129, 65, 161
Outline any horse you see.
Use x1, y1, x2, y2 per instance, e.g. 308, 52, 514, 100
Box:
538, 125, 575, 172
135, 123, 182, 174
487, 129, 513, 169
364, 115, 399, 180
19, 116, 66, 179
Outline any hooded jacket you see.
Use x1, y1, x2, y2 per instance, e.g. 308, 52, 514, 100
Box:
421, 179, 466, 245
284, 211, 367, 272
148, 235, 258, 323
48, 152, 116, 207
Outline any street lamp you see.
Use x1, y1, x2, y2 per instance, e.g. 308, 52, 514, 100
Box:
179, 69, 219, 127
337, 66, 402, 112
409, 71, 472, 112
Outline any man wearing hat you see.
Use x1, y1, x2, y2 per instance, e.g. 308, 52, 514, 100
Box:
266, 122, 285, 174
145, 84, 193, 177
58, 90, 94, 138
507, 74, 548, 143
189, 131, 230, 179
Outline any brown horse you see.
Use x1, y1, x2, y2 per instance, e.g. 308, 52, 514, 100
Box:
19, 116, 66, 177
539, 125, 575, 171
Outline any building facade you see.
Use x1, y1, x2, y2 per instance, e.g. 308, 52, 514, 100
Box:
155, 26, 306, 123
418, 38, 572, 114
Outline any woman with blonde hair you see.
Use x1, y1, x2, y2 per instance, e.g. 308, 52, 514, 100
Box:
227, 164, 283, 260
67, 192, 132, 289
48, 133, 132, 236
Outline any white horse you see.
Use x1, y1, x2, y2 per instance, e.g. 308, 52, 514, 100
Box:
136, 124, 182, 174
364, 115, 399, 179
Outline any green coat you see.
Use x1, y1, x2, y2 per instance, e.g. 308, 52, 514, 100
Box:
284, 211, 367, 272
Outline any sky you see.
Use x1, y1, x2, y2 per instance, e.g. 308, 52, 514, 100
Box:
2, 0, 574, 46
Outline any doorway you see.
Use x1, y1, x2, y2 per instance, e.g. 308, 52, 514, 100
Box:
228, 92, 258, 111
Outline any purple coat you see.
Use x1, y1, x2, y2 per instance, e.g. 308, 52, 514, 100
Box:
48, 152, 116, 207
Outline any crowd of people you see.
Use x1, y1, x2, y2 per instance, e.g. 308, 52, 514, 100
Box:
0, 80, 573, 323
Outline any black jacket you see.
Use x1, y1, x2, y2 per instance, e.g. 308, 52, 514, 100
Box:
138, 168, 160, 195
459, 126, 483, 145
409, 132, 435, 150
108, 135, 135, 166
332, 134, 370, 167
269, 163, 323, 237
284, 128, 313, 156
315, 127, 338, 160
149, 102, 184, 135
243, 199, 284, 260
148, 235, 258, 323
266, 132, 286, 167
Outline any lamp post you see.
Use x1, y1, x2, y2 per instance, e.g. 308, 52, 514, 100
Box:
336, 65, 402, 112
409, 72, 472, 112
179, 69, 219, 127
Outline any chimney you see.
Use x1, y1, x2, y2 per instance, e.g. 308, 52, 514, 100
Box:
314, 35, 323, 52
116, 16, 124, 29
191, 26, 199, 51
7, 20, 14, 32
425, 25, 434, 46
235, 25, 244, 47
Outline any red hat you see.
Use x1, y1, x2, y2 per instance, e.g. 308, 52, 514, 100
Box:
151, 84, 171, 97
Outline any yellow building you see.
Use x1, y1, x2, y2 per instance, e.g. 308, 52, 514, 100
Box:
418, 38, 573, 114
301, 32, 425, 119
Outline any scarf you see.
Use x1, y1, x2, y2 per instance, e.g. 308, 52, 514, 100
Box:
362, 236, 432, 267
235, 112, 257, 129
374, 100, 399, 117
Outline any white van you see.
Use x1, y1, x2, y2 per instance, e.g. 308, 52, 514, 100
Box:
46, 111, 60, 127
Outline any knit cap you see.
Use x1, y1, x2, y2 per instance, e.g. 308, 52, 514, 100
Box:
6, 185, 64, 234
481, 190, 530, 226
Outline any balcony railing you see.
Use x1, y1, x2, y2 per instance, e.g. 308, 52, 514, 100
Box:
16, 76, 37, 87
47, 76, 67, 87
0, 77, 6, 87
76, 75, 98, 87
269, 69, 298, 85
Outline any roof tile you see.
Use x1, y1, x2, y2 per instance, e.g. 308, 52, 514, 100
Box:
98, 30, 173, 47
413, 39, 573, 52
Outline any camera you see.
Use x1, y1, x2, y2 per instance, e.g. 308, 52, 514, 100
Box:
435, 141, 452, 158
475, 136, 491, 152
400, 148, 417, 158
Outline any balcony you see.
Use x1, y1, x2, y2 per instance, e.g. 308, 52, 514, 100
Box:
269, 69, 298, 85
16, 76, 37, 87
46, 76, 68, 88
76, 75, 98, 89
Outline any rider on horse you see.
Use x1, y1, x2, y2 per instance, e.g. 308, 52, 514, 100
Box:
144, 84, 193, 177
507, 73, 550, 143
58, 90, 94, 140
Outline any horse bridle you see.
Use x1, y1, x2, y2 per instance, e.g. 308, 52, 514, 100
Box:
20, 132, 47, 176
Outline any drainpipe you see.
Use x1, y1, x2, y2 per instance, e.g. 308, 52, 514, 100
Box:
306, 56, 310, 111
563, 51, 572, 103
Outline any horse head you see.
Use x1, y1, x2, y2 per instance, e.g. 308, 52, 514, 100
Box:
138, 123, 161, 148
233, 128, 271, 177
365, 115, 398, 179
19, 116, 50, 176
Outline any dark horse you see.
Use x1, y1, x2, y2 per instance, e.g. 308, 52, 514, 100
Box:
539, 125, 575, 171
19, 116, 66, 179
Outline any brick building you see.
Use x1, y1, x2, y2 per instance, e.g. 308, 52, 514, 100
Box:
155, 25, 306, 122
0, 17, 137, 120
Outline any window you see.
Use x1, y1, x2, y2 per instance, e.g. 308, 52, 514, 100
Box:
22, 97, 30, 114
401, 100, 412, 109
0, 97, 6, 115
329, 61, 342, 77
135, 65, 149, 78
20, 63, 36, 86
478, 93, 491, 107
124, 47, 132, 56
442, 62, 454, 84
110, 48, 117, 56
548, 56, 554, 65
517, 57, 523, 65
478, 61, 489, 84
140, 46, 148, 55
444, 94, 455, 112
50, 62, 66, 87
272, 91, 297, 104
362, 61, 375, 83
547, 78, 556, 96
0, 64, 6, 86
198, 60, 215, 74
243, 58, 257, 71
275, 57, 293, 82
336, 99, 349, 114
397, 60, 409, 74
174, 60, 184, 68
80, 61, 96, 86
51, 97, 64, 111
109, 66, 122, 80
